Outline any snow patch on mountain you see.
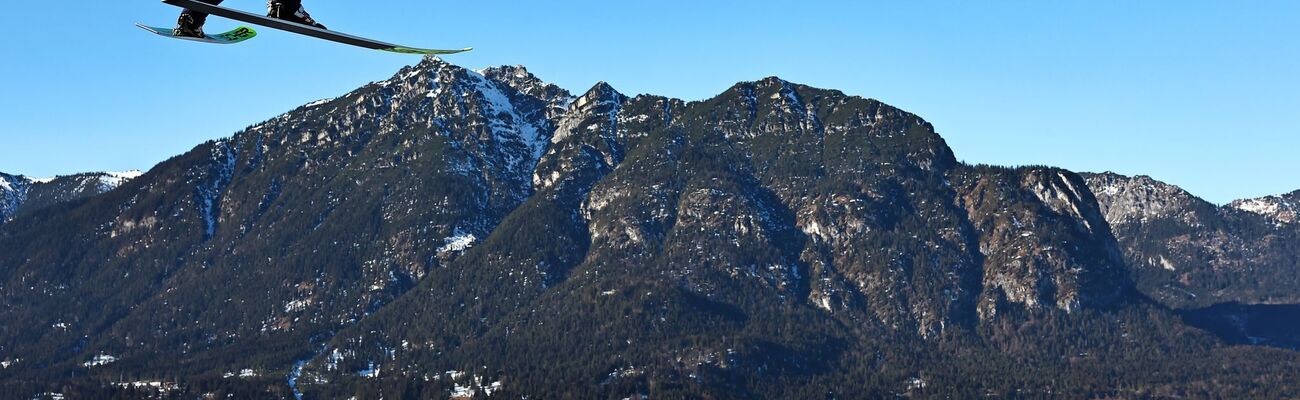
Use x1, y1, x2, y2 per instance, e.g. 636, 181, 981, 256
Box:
83, 354, 118, 367
1229, 195, 1297, 224
438, 231, 478, 254
0, 174, 26, 193
100, 170, 143, 191
0, 173, 32, 222
2, 175, 21, 192
1233, 198, 1282, 215
195, 142, 238, 238
469, 70, 549, 164
303, 98, 335, 108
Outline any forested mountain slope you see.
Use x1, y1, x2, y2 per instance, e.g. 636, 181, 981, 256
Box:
1, 57, 1296, 399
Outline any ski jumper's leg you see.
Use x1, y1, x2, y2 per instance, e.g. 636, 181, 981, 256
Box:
180, 0, 224, 26
268, 0, 324, 29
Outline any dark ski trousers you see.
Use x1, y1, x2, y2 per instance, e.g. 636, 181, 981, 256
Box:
185, 0, 305, 22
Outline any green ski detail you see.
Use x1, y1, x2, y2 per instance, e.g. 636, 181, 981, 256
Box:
136, 24, 258, 45
211, 26, 258, 42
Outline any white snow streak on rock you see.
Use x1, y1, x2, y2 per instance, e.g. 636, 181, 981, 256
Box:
83, 354, 118, 367
438, 232, 478, 253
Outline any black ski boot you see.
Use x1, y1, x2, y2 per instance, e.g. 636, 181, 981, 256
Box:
267, 0, 326, 29
174, 11, 208, 38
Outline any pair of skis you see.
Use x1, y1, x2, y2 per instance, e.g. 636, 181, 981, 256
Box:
137, 0, 471, 55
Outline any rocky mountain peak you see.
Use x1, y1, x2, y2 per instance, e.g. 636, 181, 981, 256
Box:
257, 56, 573, 203
534, 81, 633, 193
1026, 170, 1109, 236
578, 82, 624, 104
481, 64, 574, 120
1229, 192, 1299, 224
1083, 172, 1204, 223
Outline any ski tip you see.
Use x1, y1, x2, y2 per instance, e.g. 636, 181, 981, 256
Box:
383, 46, 474, 55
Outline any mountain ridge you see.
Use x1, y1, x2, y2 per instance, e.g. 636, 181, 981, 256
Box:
0, 170, 142, 224
0, 57, 1297, 398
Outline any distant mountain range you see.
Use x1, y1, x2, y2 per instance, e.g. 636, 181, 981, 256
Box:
0, 171, 141, 223
1084, 173, 1300, 309
0, 57, 1296, 399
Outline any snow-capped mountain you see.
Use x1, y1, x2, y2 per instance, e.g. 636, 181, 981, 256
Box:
0, 58, 1296, 398
0, 170, 141, 223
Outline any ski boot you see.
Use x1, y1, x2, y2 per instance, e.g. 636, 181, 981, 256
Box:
267, 0, 326, 29
173, 11, 208, 38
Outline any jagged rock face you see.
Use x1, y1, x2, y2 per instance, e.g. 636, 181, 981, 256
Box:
0, 171, 141, 224
481, 65, 574, 122
1084, 172, 1300, 308
1086, 173, 1210, 225
535, 82, 634, 198
954, 168, 1128, 318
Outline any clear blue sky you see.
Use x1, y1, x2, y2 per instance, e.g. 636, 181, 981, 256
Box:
0, 1, 1296, 203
